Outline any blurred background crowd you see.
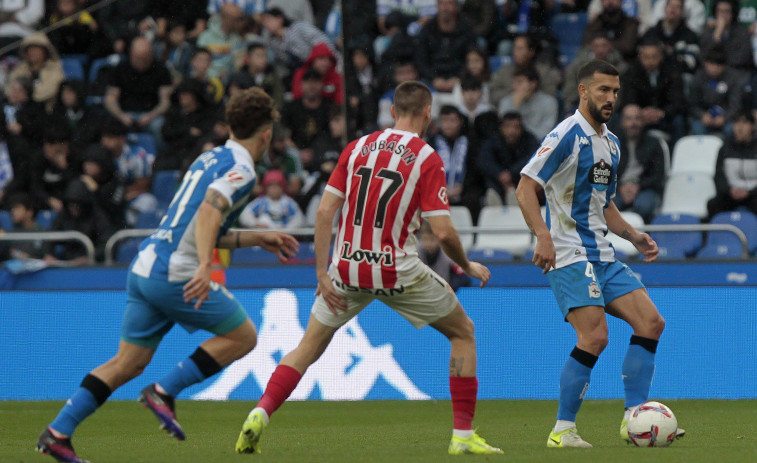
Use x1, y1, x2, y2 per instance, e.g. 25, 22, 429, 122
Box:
0, 0, 756, 265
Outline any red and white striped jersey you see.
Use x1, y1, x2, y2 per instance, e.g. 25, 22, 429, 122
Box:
325, 128, 450, 289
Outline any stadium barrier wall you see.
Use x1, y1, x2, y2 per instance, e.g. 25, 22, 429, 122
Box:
2, 286, 755, 401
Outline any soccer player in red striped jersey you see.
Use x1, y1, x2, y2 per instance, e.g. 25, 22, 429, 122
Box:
236, 81, 503, 456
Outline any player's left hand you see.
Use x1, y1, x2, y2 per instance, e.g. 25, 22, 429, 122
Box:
259, 231, 299, 262
633, 232, 658, 262
183, 264, 212, 309
315, 274, 348, 314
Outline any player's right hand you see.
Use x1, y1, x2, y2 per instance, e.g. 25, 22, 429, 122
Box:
532, 236, 556, 274
315, 275, 347, 315
463, 261, 491, 287
183, 264, 212, 309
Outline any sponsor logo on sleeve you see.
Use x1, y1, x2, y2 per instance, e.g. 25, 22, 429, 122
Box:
438, 186, 448, 204
225, 170, 245, 183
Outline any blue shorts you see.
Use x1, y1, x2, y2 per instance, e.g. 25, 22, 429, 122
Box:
547, 260, 644, 320
121, 272, 248, 349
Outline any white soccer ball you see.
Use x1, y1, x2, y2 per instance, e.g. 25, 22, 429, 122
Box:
627, 401, 678, 447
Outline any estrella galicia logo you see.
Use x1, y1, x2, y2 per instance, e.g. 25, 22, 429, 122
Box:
588, 159, 612, 191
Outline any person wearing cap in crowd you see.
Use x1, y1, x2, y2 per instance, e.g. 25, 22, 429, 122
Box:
238, 169, 305, 230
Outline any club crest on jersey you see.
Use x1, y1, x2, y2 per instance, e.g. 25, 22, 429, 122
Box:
608, 139, 617, 154
588, 282, 601, 298
340, 242, 394, 266
588, 159, 612, 191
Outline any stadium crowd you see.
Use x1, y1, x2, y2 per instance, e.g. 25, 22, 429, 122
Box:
1, 0, 757, 264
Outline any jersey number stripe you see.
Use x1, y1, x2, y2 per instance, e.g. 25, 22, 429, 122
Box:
352, 166, 404, 228
169, 169, 204, 228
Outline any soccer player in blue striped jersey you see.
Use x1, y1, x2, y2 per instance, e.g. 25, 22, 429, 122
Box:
36, 88, 299, 463
516, 60, 682, 448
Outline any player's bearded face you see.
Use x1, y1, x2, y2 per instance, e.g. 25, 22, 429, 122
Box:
587, 92, 614, 124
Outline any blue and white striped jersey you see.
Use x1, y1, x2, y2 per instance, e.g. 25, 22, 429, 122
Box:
131, 140, 256, 282
520, 110, 620, 269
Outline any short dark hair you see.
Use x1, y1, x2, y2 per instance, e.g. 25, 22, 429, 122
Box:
393, 81, 432, 117
501, 111, 523, 123
264, 7, 291, 26
513, 66, 540, 84
225, 87, 279, 140
733, 109, 755, 124
192, 47, 211, 59
246, 42, 266, 54
439, 104, 463, 119
702, 45, 727, 65
43, 121, 72, 144
460, 73, 483, 91
303, 67, 322, 81
577, 60, 620, 84
101, 117, 129, 137
7, 192, 35, 213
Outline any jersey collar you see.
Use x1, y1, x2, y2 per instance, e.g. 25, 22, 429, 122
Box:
224, 138, 254, 167
574, 109, 609, 139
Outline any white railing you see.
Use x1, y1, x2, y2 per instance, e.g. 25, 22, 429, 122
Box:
0, 231, 96, 264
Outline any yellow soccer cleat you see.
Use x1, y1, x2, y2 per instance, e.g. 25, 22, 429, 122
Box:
236, 410, 266, 454
547, 427, 592, 448
448, 431, 504, 455
620, 419, 631, 444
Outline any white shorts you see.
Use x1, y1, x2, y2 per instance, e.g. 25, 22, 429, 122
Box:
311, 265, 460, 329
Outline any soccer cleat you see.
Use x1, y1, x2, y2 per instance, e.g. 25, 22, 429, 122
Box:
448, 431, 504, 455
547, 427, 593, 448
236, 410, 266, 454
35, 428, 90, 463
138, 384, 186, 441
620, 419, 631, 443
675, 428, 686, 439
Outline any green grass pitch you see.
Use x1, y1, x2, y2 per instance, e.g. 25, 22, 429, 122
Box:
3, 400, 757, 463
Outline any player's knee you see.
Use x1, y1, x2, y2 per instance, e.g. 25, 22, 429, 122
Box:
242, 330, 257, 355
649, 314, 665, 337
585, 327, 609, 353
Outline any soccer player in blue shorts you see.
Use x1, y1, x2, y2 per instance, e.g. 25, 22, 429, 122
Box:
36, 88, 299, 463
515, 60, 684, 448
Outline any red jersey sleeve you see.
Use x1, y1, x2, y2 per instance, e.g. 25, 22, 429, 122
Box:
325, 140, 357, 198
418, 151, 450, 217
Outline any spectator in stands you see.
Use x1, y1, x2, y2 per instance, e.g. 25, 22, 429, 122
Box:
230, 43, 284, 110
292, 42, 344, 104
80, 145, 126, 229
456, 74, 498, 139
374, 10, 418, 86
582, 0, 640, 60
643, 0, 701, 81
189, 48, 225, 105
150, 0, 208, 43
104, 36, 172, 152
689, 46, 744, 137
47, 0, 109, 57
261, 7, 335, 78
562, 31, 629, 114
95, 0, 151, 54
587, 0, 655, 34
497, 67, 558, 140
239, 169, 305, 230
197, 3, 244, 81
7, 33, 65, 110
700, 0, 753, 81
267, 0, 316, 25
51, 80, 102, 153
431, 105, 470, 207
0, 192, 45, 260
346, 38, 380, 135
159, 78, 215, 171
377, 60, 422, 129
206, 0, 265, 17
648, 0, 706, 34
477, 111, 539, 206
614, 104, 667, 222
44, 178, 115, 264
415, 0, 477, 93
255, 123, 306, 197
98, 118, 157, 228
3, 77, 46, 148
618, 37, 687, 142
376, 0, 437, 36
29, 123, 78, 213
451, 46, 492, 106
417, 221, 470, 291
300, 106, 344, 209
153, 20, 194, 82
489, 33, 562, 104
0, 127, 15, 207
708, 110, 757, 218
0, 0, 43, 50
281, 68, 334, 151
498, 0, 556, 39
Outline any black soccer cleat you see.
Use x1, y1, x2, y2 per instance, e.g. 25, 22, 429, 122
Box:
138, 384, 186, 440
35, 427, 90, 463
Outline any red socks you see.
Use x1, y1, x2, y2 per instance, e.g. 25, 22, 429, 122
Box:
450, 376, 478, 430
257, 365, 303, 417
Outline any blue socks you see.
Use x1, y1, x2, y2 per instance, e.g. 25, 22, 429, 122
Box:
50, 375, 111, 436
157, 347, 223, 398
556, 347, 598, 421
622, 335, 658, 409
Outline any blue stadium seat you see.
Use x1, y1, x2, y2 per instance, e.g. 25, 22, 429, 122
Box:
550, 13, 588, 66
650, 213, 702, 259
232, 246, 281, 264
128, 132, 157, 156
0, 210, 12, 231
61, 57, 85, 80
35, 209, 58, 230
697, 210, 757, 259
489, 55, 511, 74
88, 55, 123, 83
467, 248, 515, 263
116, 238, 142, 264
152, 170, 180, 208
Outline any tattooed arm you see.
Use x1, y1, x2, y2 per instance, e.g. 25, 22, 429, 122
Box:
605, 201, 659, 262
182, 188, 228, 309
